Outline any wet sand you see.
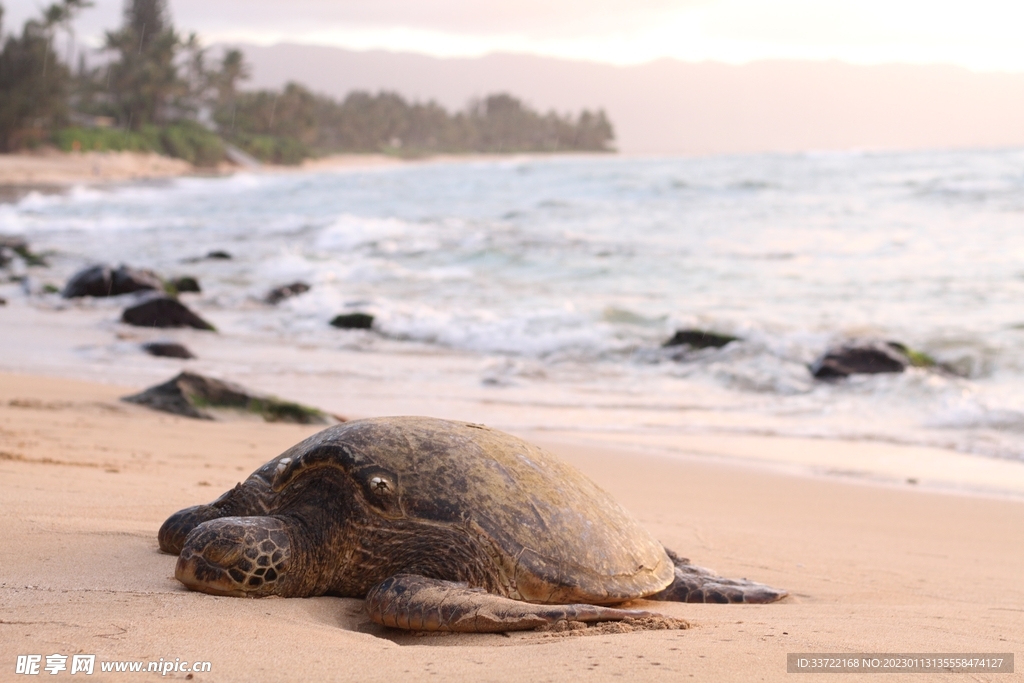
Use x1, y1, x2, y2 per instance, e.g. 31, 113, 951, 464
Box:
1, 371, 1021, 682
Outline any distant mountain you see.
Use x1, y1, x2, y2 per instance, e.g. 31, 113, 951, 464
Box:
225, 44, 1024, 155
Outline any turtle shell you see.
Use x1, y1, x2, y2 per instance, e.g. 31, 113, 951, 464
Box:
265, 416, 674, 604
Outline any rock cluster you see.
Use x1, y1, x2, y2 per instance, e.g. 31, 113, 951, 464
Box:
810, 340, 937, 379
658, 328, 945, 381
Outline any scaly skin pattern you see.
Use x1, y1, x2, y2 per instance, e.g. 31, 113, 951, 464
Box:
165, 417, 788, 631
176, 517, 291, 596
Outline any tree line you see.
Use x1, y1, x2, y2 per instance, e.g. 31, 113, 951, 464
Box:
0, 0, 616, 164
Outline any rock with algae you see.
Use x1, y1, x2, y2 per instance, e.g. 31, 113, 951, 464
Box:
122, 372, 340, 424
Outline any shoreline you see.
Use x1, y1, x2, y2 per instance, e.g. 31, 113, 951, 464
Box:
0, 149, 200, 188
2, 294, 1024, 503
1, 370, 1020, 682
0, 149, 410, 192
0, 149, 615, 195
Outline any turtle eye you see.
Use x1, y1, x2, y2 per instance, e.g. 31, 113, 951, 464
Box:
357, 466, 401, 516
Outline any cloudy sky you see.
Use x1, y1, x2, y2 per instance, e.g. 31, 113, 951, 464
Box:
3, 0, 1024, 71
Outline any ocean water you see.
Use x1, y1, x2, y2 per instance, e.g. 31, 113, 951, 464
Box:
3, 149, 1024, 461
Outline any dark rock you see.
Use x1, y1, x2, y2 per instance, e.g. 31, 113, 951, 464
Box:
0, 297, 6, 306
122, 296, 216, 330
122, 371, 338, 424
170, 276, 201, 293
142, 341, 196, 359
811, 341, 911, 379
62, 264, 163, 298
663, 329, 739, 349
0, 235, 46, 267
265, 281, 311, 305
183, 250, 232, 263
330, 312, 374, 330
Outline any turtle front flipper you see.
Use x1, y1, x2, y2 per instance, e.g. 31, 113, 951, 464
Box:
365, 574, 664, 633
174, 516, 312, 598
647, 550, 788, 603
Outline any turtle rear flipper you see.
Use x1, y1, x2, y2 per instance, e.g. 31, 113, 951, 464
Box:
648, 550, 788, 604
365, 575, 665, 633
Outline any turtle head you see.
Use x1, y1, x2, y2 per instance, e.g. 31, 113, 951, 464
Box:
159, 504, 230, 555
175, 517, 300, 597
159, 480, 275, 555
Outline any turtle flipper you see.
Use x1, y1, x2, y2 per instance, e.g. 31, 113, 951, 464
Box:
366, 575, 661, 633
647, 549, 788, 603
175, 516, 306, 597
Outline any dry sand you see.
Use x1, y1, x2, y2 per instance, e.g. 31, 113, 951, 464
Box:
1, 371, 1021, 682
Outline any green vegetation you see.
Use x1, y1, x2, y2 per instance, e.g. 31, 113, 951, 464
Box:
904, 348, 937, 368
887, 341, 937, 368
218, 86, 615, 163
1, 0, 616, 163
154, 120, 224, 166
246, 397, 330, 425
52, 125, 158, 152
2, 237, 48, 266
230, 133, 310, 165
188, 390, 330, 424
52, 121, 223, 165
0, 0, 91, 151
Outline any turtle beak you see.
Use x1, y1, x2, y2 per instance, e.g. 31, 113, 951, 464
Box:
174, 517, 292, 597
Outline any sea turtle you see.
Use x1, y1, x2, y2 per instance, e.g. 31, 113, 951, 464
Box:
159, 417, 786, 632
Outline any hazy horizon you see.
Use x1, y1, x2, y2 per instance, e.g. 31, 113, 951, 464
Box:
5, 0, 1024, 72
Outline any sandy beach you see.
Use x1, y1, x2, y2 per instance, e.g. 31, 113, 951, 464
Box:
1, 370, 1021, 682
0, 150, 614, 193
0, 151, 400, 198
0, 149, 472, 192
0, 151, 199, 187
